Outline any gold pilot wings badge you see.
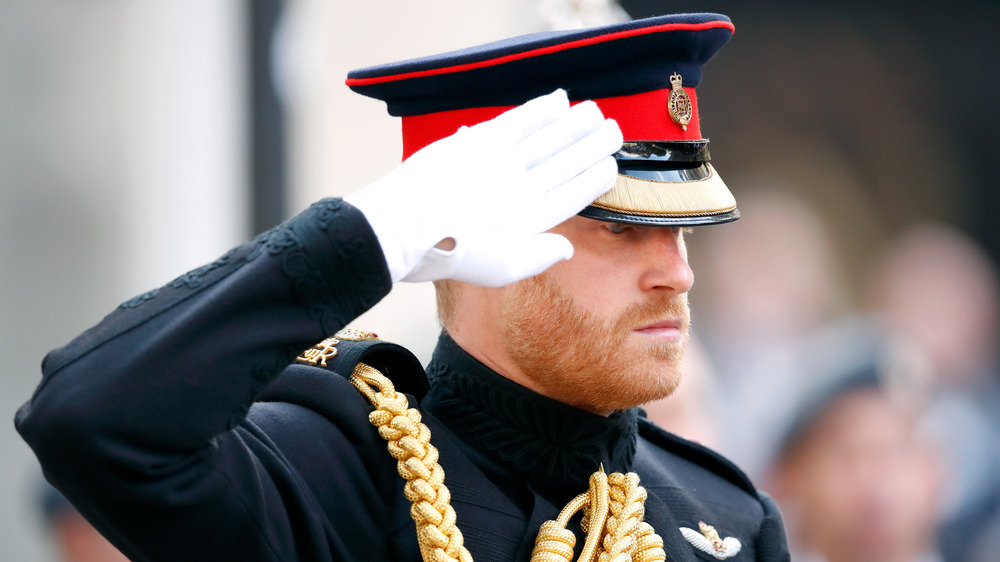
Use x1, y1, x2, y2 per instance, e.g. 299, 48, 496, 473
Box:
679, 521, 742, 560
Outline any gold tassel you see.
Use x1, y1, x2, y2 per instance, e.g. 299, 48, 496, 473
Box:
530, 467, 666, 562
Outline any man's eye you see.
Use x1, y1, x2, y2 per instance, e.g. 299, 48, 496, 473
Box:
605, 223, 628, 234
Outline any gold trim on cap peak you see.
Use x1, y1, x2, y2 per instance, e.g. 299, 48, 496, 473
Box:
593, 163, 736, 217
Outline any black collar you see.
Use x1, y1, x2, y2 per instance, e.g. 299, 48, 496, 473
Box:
422, 333, 638, 500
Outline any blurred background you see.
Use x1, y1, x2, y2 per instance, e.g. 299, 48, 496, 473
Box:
1, 1, 996, 560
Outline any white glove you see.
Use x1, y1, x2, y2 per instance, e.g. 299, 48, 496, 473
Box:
345, 89, 623, 288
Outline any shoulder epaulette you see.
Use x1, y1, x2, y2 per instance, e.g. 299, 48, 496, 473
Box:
289, 329, 430, 399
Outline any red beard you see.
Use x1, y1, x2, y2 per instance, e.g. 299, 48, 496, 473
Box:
499, 272, 690, 414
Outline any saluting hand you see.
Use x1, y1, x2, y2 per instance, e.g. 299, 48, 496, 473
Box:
345, 89, 622, 288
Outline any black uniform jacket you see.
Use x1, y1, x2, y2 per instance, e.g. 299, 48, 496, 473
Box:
16, 199, 790, 561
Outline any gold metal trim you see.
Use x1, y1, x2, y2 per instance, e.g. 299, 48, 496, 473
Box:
592, 163, 737, 216
667, 73, 692, 131
295, 337, 339, 367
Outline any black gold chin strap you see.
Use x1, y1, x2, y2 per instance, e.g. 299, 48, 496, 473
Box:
350, 362, 667, 562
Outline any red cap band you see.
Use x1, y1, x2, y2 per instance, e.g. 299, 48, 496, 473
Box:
400, 87, 700, 160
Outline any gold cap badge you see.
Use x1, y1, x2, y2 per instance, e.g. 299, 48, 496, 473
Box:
667, 73, 692, 131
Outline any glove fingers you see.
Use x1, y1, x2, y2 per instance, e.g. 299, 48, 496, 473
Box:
525, 118, 622, 198
514, 100, 607, 170
513, 156, 619, 236
470, 89, 570, 146
452, 233, 573, 287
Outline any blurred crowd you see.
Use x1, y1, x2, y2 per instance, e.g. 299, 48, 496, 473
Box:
648, 188, 1000, 562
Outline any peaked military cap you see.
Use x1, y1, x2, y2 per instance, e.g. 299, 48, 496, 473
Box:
347, 13, 739, 226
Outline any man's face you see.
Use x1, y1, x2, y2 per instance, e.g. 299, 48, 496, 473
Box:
778, 391, 940, 562
496, 216, 694, 414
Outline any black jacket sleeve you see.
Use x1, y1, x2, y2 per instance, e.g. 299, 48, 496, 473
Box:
15, 198, 394, 561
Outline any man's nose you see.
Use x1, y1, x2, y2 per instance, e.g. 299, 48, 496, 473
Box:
638, 229, 694, 294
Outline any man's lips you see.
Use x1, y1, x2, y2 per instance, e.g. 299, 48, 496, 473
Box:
633, 319, 685, 339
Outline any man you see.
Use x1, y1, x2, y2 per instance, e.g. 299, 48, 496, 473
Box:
767, 367, 943, 562
17, 13, 789, 561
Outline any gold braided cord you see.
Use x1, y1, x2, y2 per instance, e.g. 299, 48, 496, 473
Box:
531, 468, 666, 562
349, 362, 665, 562
350, 363, 472, 562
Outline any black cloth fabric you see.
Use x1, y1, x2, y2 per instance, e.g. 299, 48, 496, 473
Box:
16, 198, 789, 561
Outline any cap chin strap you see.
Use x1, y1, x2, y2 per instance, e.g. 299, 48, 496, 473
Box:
351, 363, 666, 562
